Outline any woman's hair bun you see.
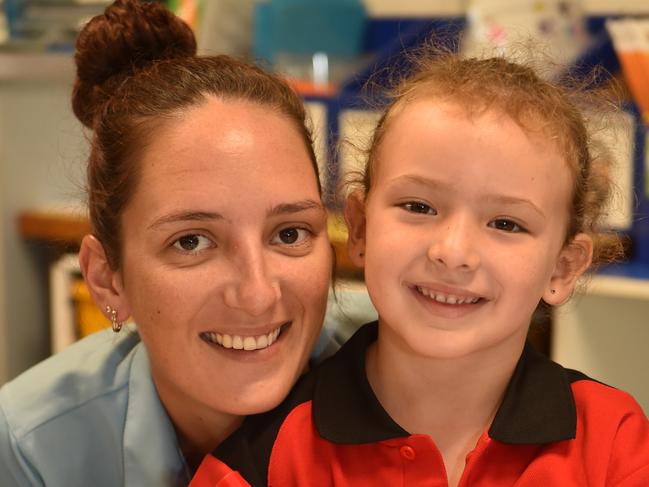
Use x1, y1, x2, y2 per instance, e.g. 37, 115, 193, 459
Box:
72, 0, 197, 128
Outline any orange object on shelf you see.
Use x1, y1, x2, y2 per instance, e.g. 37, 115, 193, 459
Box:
607, 19, 649, 125
289, 78, 338, 97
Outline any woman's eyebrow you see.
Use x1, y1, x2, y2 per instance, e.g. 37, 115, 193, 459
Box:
148, 211, 224, 230
267, 200, 325, 217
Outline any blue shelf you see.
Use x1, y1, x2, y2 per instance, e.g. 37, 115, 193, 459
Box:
304, 16, 465, 205
599, 262, 649, 280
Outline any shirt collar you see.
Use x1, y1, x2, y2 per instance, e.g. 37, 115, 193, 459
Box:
313, 322, 576, 445
123, 341, 190, 486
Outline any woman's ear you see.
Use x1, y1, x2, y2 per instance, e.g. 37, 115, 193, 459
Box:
78, 235, 131, 323
543, 233, 593, 305
344, 191, 367, 269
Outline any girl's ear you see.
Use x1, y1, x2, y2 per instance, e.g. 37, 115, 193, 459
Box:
78, 235, 131, 323
344, 191, 367, 268
543, 233, 593, 305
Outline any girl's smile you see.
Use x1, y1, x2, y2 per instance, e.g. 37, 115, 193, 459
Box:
409, 283, 486, 320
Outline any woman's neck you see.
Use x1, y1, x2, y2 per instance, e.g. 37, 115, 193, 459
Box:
151, 373, 245, 473
173, 409, 244, 473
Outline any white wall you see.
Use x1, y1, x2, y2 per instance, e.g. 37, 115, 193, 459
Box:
0, 54, 85, 382
362, 0, 649, 17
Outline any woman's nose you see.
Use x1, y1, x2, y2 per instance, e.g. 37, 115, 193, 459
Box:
427, 216, 481, 271
223, 248, 281, 316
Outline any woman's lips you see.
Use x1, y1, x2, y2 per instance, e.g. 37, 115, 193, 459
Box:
199, 322, 288, 351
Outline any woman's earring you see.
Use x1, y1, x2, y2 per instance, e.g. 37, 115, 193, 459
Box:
550, 289, 556, 295
105, 305, 123, 333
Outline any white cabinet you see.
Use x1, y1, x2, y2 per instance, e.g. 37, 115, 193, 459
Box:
552, 274, 649, 414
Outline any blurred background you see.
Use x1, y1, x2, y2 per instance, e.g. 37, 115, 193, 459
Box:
1, 0, 648, 412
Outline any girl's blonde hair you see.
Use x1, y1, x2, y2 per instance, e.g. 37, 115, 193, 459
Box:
355, 50, 623, 267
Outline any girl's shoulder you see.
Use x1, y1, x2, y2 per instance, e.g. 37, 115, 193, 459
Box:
563, 366, 647, 426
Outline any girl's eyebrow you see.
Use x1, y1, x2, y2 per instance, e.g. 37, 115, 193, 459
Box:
390, 175, 545, 219
389, 174, 446, 191
148, 211, 223, 229
481, 194, 546, 220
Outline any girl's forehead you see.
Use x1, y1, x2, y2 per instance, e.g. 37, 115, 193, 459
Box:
372, 98, 573, 197
379, 96, 572, 169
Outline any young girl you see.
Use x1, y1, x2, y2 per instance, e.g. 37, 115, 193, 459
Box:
190, 54, 649, 487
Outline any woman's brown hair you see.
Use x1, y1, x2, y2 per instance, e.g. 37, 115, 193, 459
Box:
73, 0, 319, 269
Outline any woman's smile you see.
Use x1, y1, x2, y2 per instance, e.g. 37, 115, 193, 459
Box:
199, 322, 289, 351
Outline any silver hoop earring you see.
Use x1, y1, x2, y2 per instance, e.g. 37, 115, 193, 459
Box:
105, 305, 123, 333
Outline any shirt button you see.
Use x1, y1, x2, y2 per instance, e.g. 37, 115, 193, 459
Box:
400, 445, 416, 460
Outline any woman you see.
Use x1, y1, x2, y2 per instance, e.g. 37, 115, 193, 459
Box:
0, 1, 332, 485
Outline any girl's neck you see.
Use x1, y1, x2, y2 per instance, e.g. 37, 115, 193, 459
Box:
365, 327, 524, 486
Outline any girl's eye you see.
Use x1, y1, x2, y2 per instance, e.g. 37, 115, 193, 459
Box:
489, 219, 524, 233
402, 201, 437, 215
272, 227, 310, 246
173, 234, 212, 253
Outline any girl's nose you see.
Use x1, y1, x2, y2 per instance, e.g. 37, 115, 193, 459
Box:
427, 216, 481, 272
223, 247, 281, 316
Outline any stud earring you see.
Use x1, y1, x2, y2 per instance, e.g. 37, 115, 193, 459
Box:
550, 289, 556, 295
105, 305, 123, 333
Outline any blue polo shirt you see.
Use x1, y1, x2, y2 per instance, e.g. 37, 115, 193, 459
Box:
0, 327, 190, 486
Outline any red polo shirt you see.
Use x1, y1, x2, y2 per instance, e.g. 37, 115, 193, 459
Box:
191, 322, 649, 487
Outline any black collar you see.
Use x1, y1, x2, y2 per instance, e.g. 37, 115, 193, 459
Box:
313, 322, 577, 445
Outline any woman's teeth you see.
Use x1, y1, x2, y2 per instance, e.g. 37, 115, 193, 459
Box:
202, 327, 281, 351
416, 286, 480, 305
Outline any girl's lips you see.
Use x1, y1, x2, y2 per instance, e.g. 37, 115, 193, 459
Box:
409, 284, 486, 305
199, 322, 289, 351
410, 285, 486, 319
414, 285, 483, 305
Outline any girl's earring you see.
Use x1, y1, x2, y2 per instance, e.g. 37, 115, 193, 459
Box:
550, 289, 556, 294
105, 305, 123, 333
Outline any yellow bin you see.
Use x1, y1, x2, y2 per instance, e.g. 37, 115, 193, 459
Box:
70, 279, 111, 338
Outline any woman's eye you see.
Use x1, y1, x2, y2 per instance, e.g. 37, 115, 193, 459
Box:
272, 227, 309, 246
489, 219, 524, 233
402, 202, 436, 215
173, 234, 212, 253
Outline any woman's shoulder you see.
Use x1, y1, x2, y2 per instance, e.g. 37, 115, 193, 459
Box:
1, 327, 141, 434
0, 327, 143, 485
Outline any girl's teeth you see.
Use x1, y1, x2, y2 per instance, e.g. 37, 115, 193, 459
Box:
417, 287, 478, 305
202, 326, 283, 351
